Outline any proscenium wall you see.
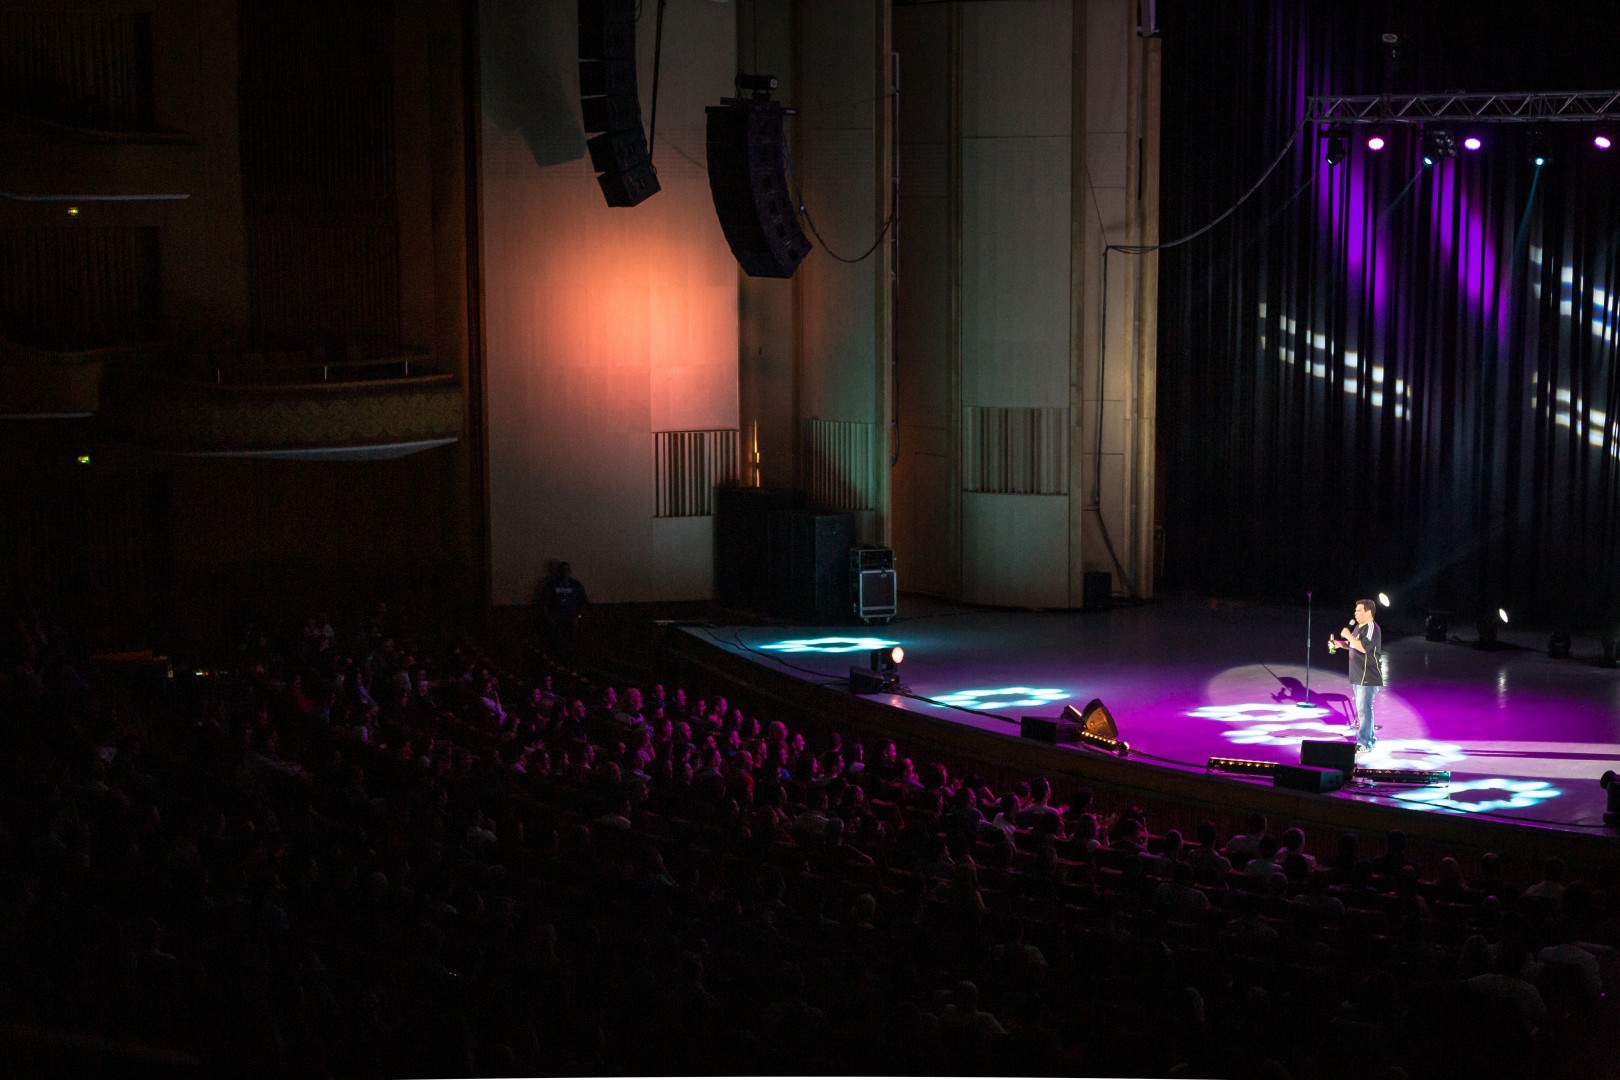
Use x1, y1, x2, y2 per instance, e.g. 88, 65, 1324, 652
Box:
892, 0, 1153, 608
481, 0, 739, 605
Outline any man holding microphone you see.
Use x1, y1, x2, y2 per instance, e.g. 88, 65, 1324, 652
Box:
1329, 599, 1383, 752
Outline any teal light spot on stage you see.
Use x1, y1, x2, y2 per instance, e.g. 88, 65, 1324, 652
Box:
760, 636, 901, 654
1398, 778, 1562, 814
933, 687, 1068, 710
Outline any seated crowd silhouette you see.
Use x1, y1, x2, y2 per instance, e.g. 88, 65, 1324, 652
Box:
2, 605, 1618, 1078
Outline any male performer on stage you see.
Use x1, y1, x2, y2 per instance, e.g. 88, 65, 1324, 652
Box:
1329, 598, 1383, 752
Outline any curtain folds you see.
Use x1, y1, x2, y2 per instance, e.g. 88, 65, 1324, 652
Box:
1157, 0, 1620, 626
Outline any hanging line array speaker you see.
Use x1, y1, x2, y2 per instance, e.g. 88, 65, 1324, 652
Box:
705, 99, 811, 278
578, 0, 660, 207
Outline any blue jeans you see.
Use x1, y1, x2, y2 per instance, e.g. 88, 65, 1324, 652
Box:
1353, 684, 1379, 748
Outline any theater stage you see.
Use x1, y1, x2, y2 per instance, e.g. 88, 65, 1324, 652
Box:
676, 596, 1620, 837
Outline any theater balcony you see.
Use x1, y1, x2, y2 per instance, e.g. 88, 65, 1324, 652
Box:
0, 338, 125, 419
106, 349, 463, 460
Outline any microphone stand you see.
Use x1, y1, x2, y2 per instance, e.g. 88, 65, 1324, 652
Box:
1298, 589, 1315, 707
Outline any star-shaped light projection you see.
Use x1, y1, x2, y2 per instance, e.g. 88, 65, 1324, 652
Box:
759, 636, 900, 654
1397, 778, 1563, 814
932, 687, 1068, 710
1189, 702, 1334, 724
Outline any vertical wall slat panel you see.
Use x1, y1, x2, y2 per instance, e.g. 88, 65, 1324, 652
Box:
653, 429, 744, 517
962, 406, 1069, 495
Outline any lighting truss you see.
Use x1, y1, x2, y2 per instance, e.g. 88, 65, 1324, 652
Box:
1306, 90, 1620, 126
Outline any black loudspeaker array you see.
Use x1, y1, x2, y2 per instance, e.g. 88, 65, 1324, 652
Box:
578, 0, 659, 206
705, 99, 812, 278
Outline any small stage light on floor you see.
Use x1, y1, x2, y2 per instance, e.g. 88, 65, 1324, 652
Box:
1474, 609, 1507, 650
1548, 631, 1572, 659
1064, 699, 1129, 756
1602, 770, 1620, 824
1425, 612, 1449, 642
1602, 635, 1620, 669
1206, 757, 1276, 778
848, 645, 903, 694
1354, 767, 1452, 785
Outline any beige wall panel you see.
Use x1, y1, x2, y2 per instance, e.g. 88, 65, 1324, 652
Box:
896, 190, 949, 426
1084, 0, 1131, 133
1078, 449, 1128, 577
798, 0, 881, 133
902, 450, 953, 596
1085, 130, 1130, 192
962, 492, 1068, 607
482, 0, 737, 604
961, 1, 1072, 139
799, 128, 879, 420
961, 137, 1070, 407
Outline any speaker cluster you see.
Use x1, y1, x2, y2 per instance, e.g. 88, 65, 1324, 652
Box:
578, 0, 660, 207
705, 97, 812, 278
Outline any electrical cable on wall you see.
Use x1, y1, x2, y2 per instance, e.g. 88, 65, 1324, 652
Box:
1080, 119, 1310, 597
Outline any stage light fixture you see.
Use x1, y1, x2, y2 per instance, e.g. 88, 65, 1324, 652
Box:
1528, 132, 1550, 168
1498, 608, 1510, 625
1076, 728, 1130, 757
1354, 767, 1452, 785
1425, 613, 1448, 642
1602, 770, 1620, 824
1462, 135, 1483, 152
1595, 133, 1613, 151
1601, 634, 1620, 669
1366, 134, 1386, 152
1065, 698, 1129, 756
1377, 592, 1391, 608
1548, 631, 1572, 659
1323, 126, 1349, 166
850, 645, 904, 693
1474, 612, 1502, 650
1207, 757, 1277, 777
1421, 126, 1457, 166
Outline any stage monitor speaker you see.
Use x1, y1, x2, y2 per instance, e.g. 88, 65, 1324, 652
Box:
1020, 716, 1079, 744
578, 0, 659, 206
705, 100, 811, 278
1300, 740, 1357, 775
1064, 698, 1120, 740
1273, 764, 1345, 793
767, 509, 853, 623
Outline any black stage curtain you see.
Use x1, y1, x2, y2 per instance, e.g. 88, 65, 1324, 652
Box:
1156, 1, 1620, 627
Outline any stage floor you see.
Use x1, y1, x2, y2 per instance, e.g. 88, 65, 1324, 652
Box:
682, 596, 1620, 835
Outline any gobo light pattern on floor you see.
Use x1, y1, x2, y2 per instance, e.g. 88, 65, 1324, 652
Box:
760, 636, 901, 654
1399, 778, 1563, 814
932, 687, 1069, 710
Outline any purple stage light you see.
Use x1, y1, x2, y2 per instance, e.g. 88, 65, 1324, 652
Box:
1366, 135, 1386, 151
1596, 134, 1613, 150
1463, 136, 1482, 151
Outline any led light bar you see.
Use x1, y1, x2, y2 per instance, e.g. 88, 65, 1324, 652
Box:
1207, 757, 1278, 777
1354, 767, 1452, 785
1078, 729, 1130, 757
